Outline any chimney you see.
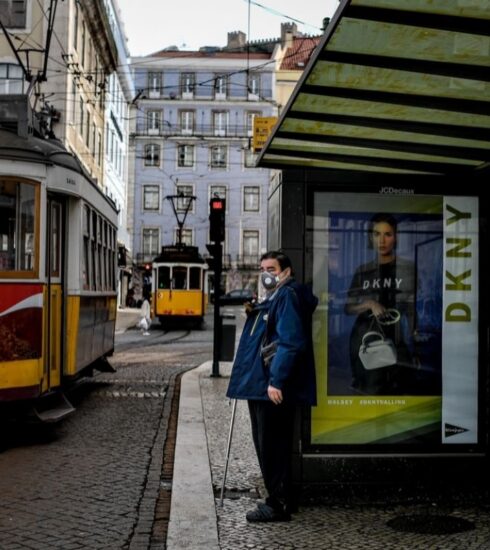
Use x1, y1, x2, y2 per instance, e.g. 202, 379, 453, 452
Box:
227, 31, 246, 50
281, 22, 298, 48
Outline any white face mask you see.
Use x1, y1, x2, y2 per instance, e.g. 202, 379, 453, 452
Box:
260, 271, 281, 291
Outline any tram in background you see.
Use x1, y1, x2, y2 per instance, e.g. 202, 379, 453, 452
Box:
152, 245, 208, 328
0, 129, 118, 421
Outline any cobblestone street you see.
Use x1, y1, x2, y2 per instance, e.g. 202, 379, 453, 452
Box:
0, 313, 213, 549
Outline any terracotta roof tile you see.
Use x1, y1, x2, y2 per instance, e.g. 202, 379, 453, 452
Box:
279, 36, 321, 70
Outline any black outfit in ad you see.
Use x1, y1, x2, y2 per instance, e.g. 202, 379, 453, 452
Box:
346, 257, 417, 395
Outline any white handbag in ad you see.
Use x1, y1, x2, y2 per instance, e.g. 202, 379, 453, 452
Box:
358, 330, 397, 370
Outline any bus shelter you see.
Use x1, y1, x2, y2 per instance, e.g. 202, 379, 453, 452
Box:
257, 0, 489, 486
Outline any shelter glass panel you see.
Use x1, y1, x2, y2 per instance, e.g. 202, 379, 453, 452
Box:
309, 189, 481, 451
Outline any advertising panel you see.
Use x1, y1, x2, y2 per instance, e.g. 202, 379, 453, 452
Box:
310, 192, 479, 448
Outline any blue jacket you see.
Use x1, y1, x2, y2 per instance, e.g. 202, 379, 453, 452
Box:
226, 279, 317, 405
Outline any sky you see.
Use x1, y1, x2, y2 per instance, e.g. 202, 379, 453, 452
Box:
116, 0, 341, 56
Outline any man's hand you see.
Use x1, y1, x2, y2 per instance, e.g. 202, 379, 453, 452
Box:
267, 385, 283, 405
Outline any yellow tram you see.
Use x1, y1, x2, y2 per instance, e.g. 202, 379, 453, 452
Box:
0, 129, 117, 420
152, 245, 207, 328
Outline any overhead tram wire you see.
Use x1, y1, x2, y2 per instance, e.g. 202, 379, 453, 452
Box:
243, 0, 321, 32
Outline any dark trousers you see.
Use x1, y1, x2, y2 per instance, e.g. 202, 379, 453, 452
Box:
248, 399, 295, 511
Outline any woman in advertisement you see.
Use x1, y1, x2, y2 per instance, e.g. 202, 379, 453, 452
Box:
345, 213, 418, 395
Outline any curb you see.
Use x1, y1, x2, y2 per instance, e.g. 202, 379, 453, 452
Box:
167, 361, 220, 550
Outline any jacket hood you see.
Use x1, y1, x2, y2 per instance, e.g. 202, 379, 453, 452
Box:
289, 280, 318, 314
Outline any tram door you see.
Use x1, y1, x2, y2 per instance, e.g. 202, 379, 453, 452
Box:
44, 197, 64, 390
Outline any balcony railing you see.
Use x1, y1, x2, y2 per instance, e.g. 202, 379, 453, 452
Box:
236, 254, 260, 269
136, 123, 257, 139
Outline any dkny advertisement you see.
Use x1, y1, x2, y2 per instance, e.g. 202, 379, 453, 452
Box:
310, 192, 479, 447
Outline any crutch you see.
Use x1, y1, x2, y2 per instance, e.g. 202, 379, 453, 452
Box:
219, 398, 238, 507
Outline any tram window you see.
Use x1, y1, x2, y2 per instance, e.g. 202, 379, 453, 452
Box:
82, 205, 90, 289
189, 267, 201, 289
173, 266, 187, 289
158, 266, 171, 289
50, 202, 61, 277
0, 180, 37, 273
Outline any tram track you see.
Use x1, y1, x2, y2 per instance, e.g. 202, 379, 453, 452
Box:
114, 329, 191, 352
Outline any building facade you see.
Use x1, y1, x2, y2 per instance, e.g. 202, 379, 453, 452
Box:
101, 0, 135, 306
129, 41, 277, 296
0, 0, 135, 307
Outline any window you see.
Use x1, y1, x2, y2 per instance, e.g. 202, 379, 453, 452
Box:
176, 185, 194, 212
177, 144, 195, 168
80, 209, 115, 291
148, 72, 162, 97
246, 111, 261, 136
144, 143, 160, 166
0, 63, 24, 94
180, 110, 194, 135
158, 265, 170, 289
81, 20, 86, 68
189, 266, 202, 289
180, 72, 195, 97
210, 185, 226, 202
244, 148, 257, 168
0, 0, 27, 28
175, 228, 193, 246
49, 202, 61, 277
142, 228, 160, 257
73, 1, 78, 49
85, 108, 91, 147
71, 78, 77, 122
244, 186, 260, 212
214, 74, 227, 98
91, 123, 96, 157
242, 230, 259, 260
0, 179, 37, 273
82, 205, 90, 288
210, 145, 227, 169
97, 132, 102, 166
147, 110, 161, 134
248, 73, 260, 99
79, 98, 84, 139
213, 111, 228, 136
143, 185, 160, 211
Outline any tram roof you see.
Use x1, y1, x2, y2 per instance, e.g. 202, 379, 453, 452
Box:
257, 0, 490, 176
0, 129, 87, 174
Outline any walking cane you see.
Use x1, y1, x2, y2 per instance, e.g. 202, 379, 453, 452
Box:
219, 398, 237, 507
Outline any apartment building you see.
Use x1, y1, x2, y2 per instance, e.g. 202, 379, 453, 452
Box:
101, 0, 135, 306
129, 36, 278, 294
0, 0, 135, 306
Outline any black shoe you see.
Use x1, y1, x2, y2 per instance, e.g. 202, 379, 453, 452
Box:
246, 503, 291, 523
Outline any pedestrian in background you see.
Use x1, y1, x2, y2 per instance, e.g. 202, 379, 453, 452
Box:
226, 250, 317, 522
138, 290, 152, 336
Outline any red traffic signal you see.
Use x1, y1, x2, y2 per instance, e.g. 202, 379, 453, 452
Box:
209, 197, 225, 242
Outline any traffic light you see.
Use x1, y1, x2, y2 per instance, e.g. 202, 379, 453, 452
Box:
205, 243, 222, 272
209, 197, 225, 243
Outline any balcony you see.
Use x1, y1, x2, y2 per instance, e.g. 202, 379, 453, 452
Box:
203, 254, 232, 271
137, 123, 255, 139
236, 254, 260, 269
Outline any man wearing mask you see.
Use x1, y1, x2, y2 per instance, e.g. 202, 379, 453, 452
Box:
226, 250, 317, 522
